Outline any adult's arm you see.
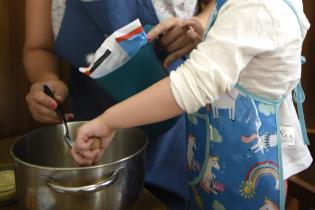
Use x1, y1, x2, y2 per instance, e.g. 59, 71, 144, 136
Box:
24, 0, 73, 123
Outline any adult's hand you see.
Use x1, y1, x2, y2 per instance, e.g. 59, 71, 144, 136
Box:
148, 17, 204, 68
26, 79, 74, 124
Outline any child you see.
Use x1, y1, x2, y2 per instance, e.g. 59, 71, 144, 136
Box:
71, 0, 312, 209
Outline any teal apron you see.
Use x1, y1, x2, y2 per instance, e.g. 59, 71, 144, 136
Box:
186, 1, 309, 209
54, 0, 188, 209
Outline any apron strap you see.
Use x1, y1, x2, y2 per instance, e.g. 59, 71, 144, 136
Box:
203, 0, 227, 39
283, 0, 303, 37
293, 82, 310, 145
283, 0, 310, 145
301, 56, 306, 65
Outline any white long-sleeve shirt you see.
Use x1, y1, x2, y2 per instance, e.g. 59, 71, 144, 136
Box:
170, 0, 309, 113
170, 0, 312, 179
151, 0, 198, 21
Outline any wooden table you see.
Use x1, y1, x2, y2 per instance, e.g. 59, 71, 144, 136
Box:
0, 137, 167, 210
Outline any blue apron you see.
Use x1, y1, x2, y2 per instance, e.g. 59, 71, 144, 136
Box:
186, 1, 309, 210
54, 0, 188, 209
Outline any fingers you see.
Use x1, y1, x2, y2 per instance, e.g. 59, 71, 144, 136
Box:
181, 17, 204, 36
28, 102, 73, 124
33, 86, 59, 109
71, 123, 102, 165
94, 151, 104, 163
76, 139, 95, 151
71, 149, 88, 165
46, 81, 68, 104
28, 102, 61, 123
26, 91, 61, 124
163, 25, 202, 53
147, 17, 181, 41
65, 113, 75, 121
71, 148, 101, 166
164, 44, 195, 68
164, 35, 190, 53
71, 121, 116, 166
71, 135, 101, 166
26, 80, 71, 124
76, 148, 101, 159
148, 17, 204, 69
159, 26, 186, 47
187, 27, 203, 44
71, 138, 105, 166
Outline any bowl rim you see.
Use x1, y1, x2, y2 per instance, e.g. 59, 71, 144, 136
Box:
10, 122, 149, 171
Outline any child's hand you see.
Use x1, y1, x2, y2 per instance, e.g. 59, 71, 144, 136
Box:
71, 117, 116, 166
148, 17, 204, 68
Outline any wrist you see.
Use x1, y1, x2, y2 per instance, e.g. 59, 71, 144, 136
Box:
100, 108, 117, 132
195, 15, 206, 29
39, 75, 60, 83
196, 0, 215, 28
30, 74, 60, 84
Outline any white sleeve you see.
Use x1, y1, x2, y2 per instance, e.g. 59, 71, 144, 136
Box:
169, 0, 278, 113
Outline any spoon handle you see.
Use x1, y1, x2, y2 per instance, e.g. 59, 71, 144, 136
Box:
43, 84, 65, 120
43, 84, 100, 151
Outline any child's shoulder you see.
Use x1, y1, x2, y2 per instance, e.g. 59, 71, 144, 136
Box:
221, 0, 309, 38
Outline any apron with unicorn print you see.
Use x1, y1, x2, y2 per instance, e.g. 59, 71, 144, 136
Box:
186, 1, 309, 210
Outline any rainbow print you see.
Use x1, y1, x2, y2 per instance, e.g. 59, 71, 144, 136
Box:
239, 161, 279, 199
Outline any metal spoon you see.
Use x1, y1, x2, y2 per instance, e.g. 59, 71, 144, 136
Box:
43, 85, 101, 150
43, 85, 73, 148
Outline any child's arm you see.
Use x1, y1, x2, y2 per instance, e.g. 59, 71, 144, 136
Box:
71, 77, 182, 165
71, 1, 279, 165
101, 78, 183, 128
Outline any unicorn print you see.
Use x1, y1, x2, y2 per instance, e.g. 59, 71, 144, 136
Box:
201, 156, 220, 194
241, 134, 277, 154
187, 134, 197, 170
240, 102, 277, 155
209, 125, 223, 143
259, 198, 279, 210
212, 88, 241, 120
